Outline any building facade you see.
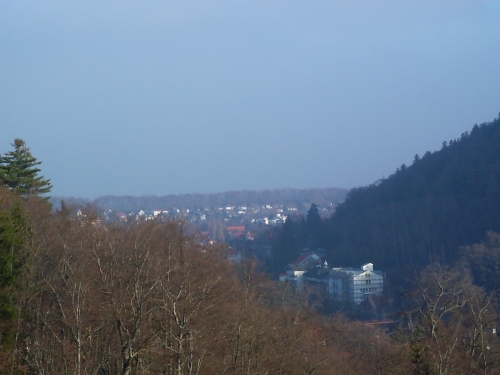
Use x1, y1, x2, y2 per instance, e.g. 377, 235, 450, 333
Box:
284, 255, 384, 305
327, 263, 384, 304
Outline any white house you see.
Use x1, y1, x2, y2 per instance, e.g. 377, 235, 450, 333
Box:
284, 250, 328, 291
284, 263, 309, 290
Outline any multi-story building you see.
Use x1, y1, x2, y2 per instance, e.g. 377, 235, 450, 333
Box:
283, 255, 384, 305
328, 263, 384, 304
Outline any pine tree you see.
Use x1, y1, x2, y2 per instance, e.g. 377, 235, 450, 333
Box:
0, 139, 52, 196
305, 203, 322, 249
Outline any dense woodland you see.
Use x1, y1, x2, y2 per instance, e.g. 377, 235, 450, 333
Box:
2, 120, 500, 375
271, 114, 500, 291
1, 190, 499, 374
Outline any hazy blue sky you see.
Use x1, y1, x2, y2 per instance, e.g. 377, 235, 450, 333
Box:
1, 1, 500, 198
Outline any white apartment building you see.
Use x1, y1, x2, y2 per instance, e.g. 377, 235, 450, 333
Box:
328, 263, 384, 304
283, 252, 385, 305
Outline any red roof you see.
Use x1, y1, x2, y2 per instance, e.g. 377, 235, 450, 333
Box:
227, 226, 245, 231
294, 253, 310, 264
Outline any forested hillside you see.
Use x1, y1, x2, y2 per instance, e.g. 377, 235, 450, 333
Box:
324, 114, 500, 284
269, 114, 500, 289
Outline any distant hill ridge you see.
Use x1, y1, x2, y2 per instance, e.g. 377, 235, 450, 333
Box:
53, 187, 348, 213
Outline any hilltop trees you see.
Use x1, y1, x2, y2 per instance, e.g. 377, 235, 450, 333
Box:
0, 139, 52, 197
9, 208, 346, 374
12, 211, 234, 374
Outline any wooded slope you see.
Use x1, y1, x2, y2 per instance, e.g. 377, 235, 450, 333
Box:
325, 115, 500, 281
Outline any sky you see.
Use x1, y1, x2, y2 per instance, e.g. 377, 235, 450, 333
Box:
1, 1, 500, 198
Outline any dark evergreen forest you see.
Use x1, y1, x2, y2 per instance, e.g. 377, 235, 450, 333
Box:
272, 114, 500, 289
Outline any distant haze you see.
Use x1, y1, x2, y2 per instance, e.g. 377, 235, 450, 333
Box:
2, 1, 500, 198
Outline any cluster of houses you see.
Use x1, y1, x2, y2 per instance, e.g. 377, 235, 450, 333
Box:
281, 250, 384, 306
96, 203, 335, 245
106, 202, 335, 227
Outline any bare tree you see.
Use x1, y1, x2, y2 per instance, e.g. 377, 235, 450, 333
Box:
405, 264, 500, 375
151, 222, 236, 375
20, 205, 111, 374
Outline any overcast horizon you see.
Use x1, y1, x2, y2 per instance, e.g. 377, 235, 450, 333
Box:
2, 1, 500, 199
